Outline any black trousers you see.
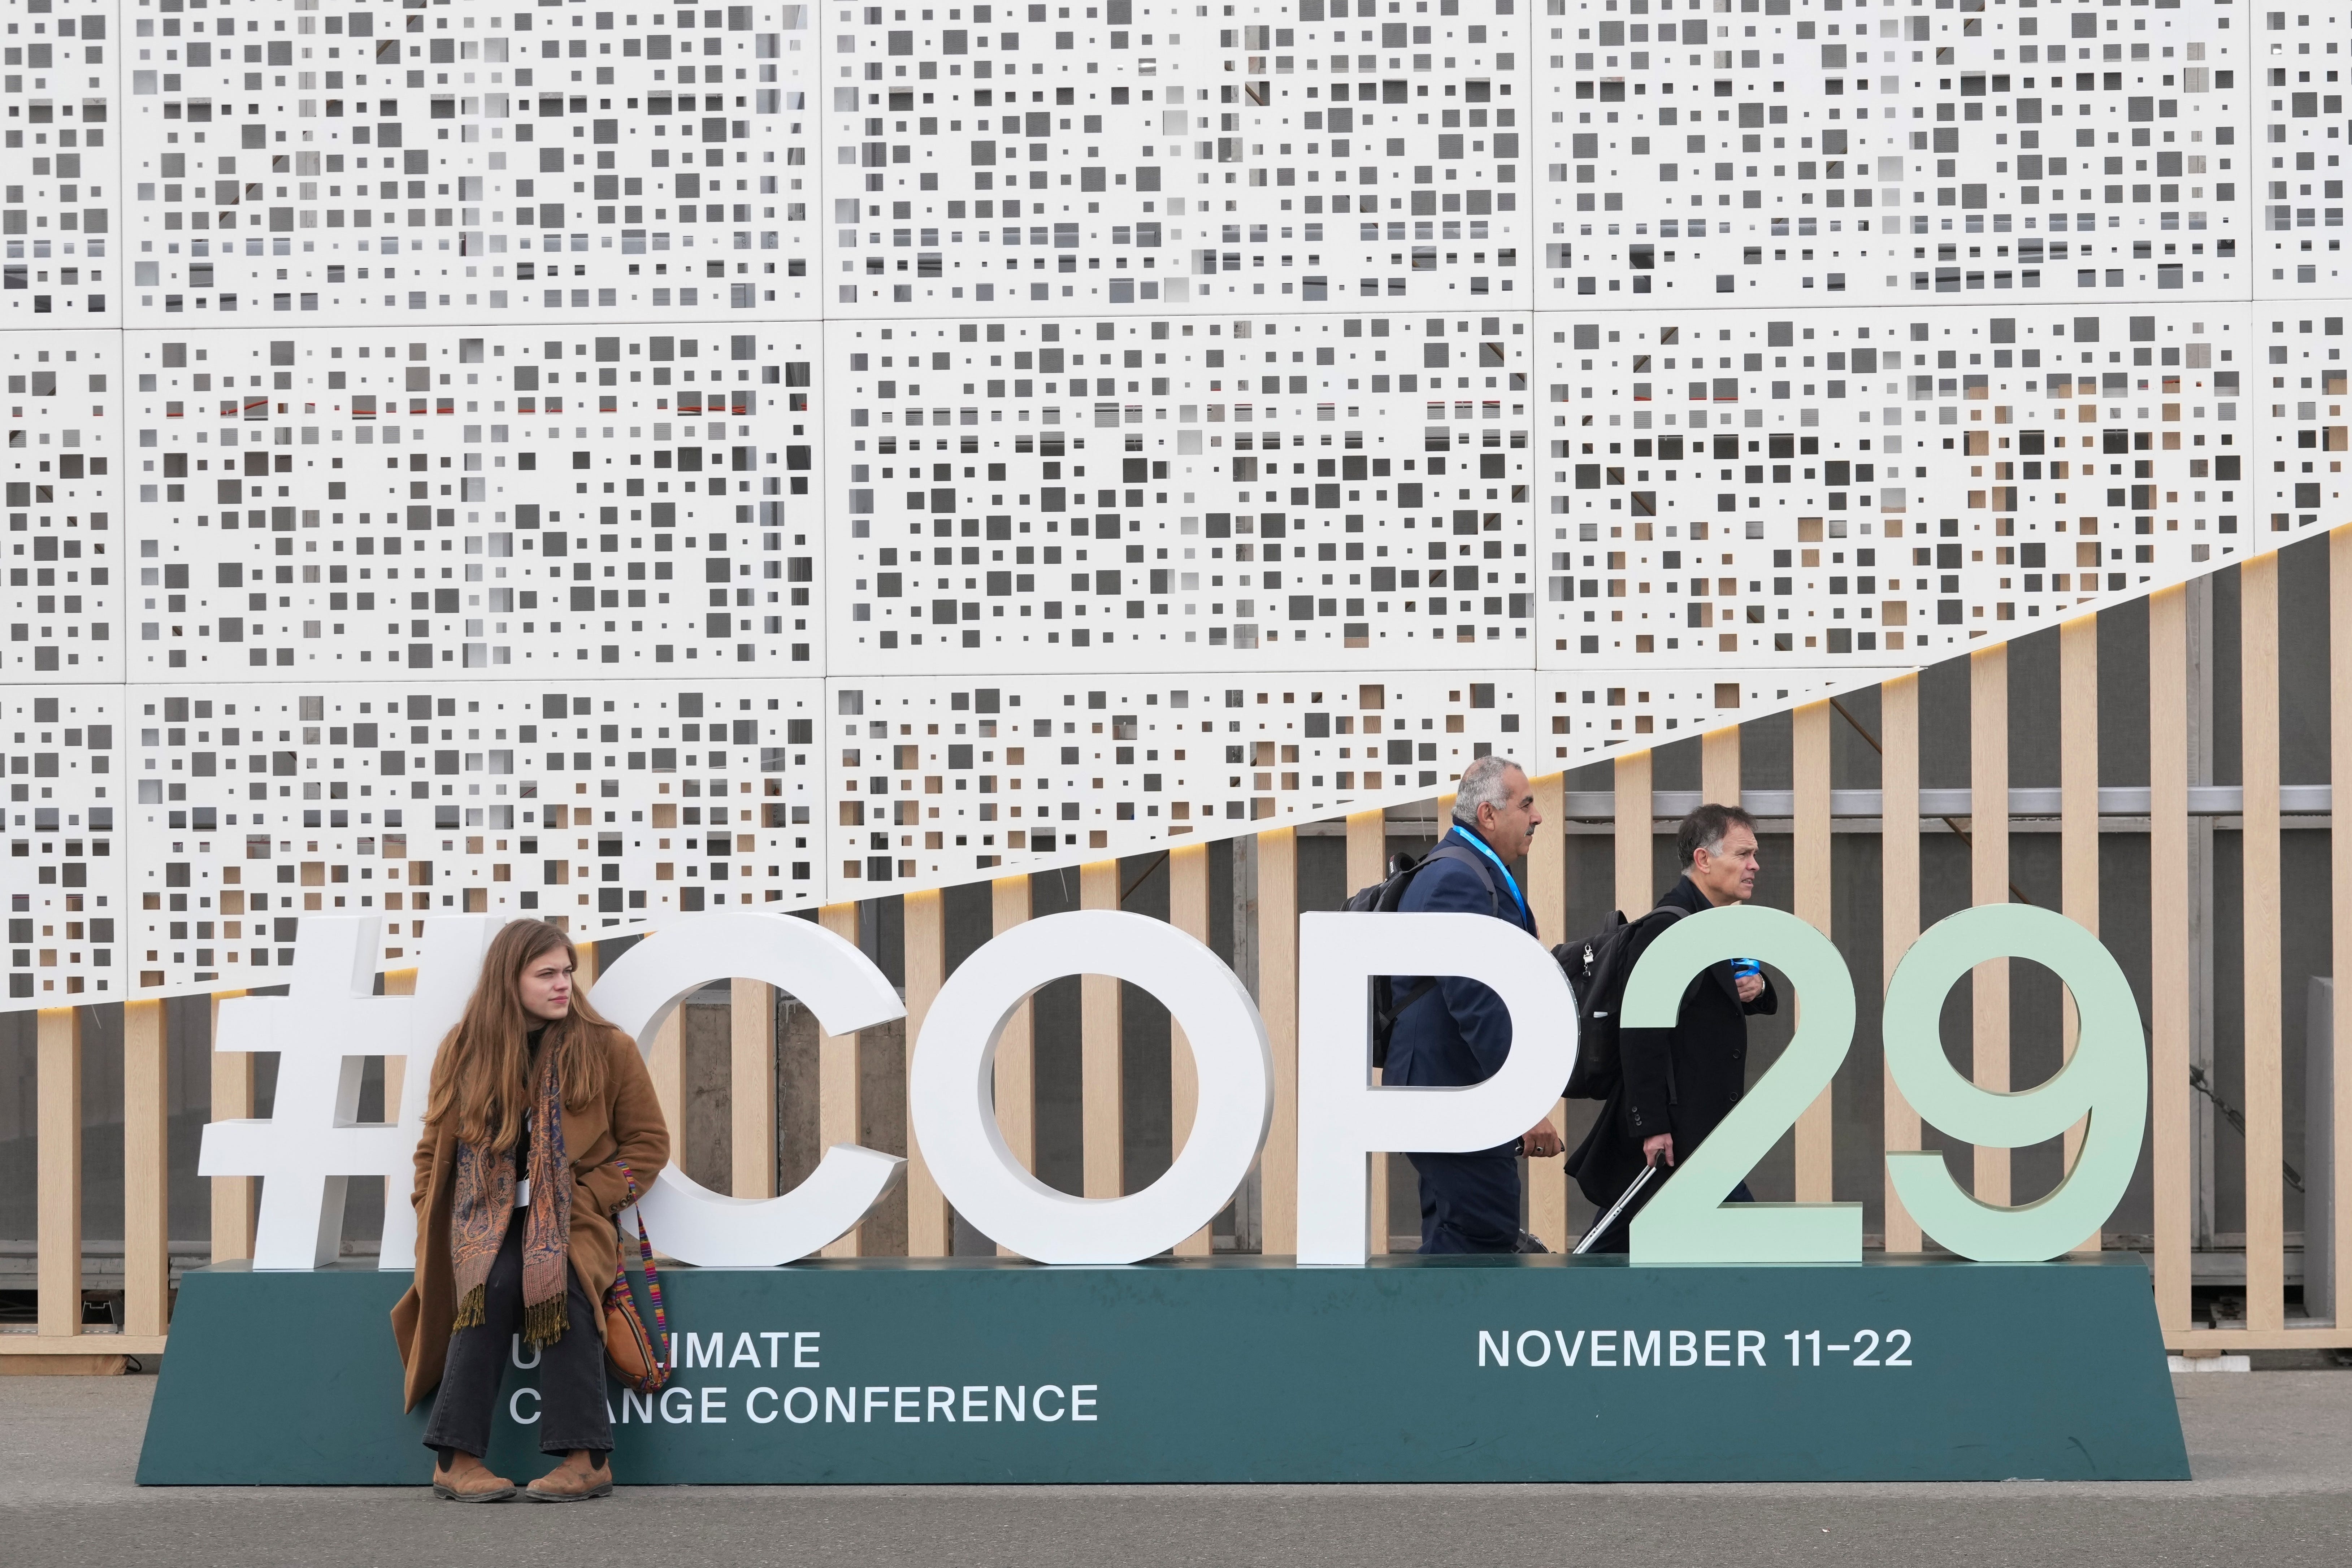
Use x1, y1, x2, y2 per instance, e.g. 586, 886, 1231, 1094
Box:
1409, 1147, 1524, 1254
421, 1221, 612, 1459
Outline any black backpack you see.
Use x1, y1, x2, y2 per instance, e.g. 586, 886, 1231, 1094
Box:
1342, 843, 1500, 1069
1555, 903, 1684, 1101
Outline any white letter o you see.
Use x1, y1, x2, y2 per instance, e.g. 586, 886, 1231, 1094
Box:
909, 911, 1271, 1264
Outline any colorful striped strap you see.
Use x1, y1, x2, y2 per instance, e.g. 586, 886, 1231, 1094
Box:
610, 1158, 668, 1373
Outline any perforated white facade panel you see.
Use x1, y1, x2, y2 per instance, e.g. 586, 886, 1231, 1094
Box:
0, 0, 2338, 1006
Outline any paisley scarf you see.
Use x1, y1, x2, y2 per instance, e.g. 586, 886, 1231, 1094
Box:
448, 1039, 572, 1347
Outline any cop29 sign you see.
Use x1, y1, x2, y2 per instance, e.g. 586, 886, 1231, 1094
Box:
151, 903, 2188, 1486
197, 902, 2147, 1272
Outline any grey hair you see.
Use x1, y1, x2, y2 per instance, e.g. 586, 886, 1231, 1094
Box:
1451, 753, 1527, 827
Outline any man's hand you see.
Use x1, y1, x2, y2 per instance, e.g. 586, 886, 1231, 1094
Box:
1643, 1133, 1675, 1168
1521, 1119, 1565, 1159
1736, 973, 1765, 1005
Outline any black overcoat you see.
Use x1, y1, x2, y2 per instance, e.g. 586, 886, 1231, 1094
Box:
1566, 874, 1779, 1208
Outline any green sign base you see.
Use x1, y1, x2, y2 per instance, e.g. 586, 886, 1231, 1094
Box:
137, 1253, 2187, 1485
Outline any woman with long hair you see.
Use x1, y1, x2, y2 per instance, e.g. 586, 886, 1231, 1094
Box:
390, 920, 669, 1502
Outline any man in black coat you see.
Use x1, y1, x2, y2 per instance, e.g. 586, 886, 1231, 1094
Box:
1566, 803, 1778, 1250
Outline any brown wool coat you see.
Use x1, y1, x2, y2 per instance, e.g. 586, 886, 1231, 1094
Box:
391, 1029, 670, 1413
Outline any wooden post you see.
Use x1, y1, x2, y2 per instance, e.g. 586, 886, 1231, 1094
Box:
1523, 778, 1570, 1252
122, 1000, 170, 1339
37, 1007, 82, 1338
1880, 675, 1923, 1254
1792, 700, 1835, 1204
2148, 584, 2193, 1335
1615, 751, 1653, 915
1970, 643, 2011, 1208
1079, 861, 1124, 1202
817, 903, 864, 1258
901, 889, 951, 1257
1701, 724, 1742, 811
2240, 552, 2285, 1332
1258, 827, 1300, 1256
990, 874, 1036, 1183
606, 931, 685, 1160
1345, 811, 1395, 1256
208, 989, 255, 1264
1165, 846, 1214, 1257
2334, 529, 2352, 1330
381, 968, 416, 1132
732, 979, 777, 1201
2060, 613, 2103, 1254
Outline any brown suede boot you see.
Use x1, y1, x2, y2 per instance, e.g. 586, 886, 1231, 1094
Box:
431, 1453, 517, 1503
525, 1450, 613, 1503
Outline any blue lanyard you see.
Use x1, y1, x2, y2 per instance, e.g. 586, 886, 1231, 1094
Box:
1453, 827, 1530, 924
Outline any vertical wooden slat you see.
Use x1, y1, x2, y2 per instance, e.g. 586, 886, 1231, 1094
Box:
208, 989, 255, 1264
901, 889, 951, 1257
623, 932, 687, 1157
817, 902, 864, 1258
731, 980, 776, 1201
1079, 861, 1124, 1202
1615, 751, 1654, 915
1345, 810, 1391, 909
2149, 584, 2194, 1334
122, 1000, 170, 1339
37, 1007, 82, 1338
2060, 613, 2103, 1255
2334, 529, 2352, 1329
1970, 643, 2012, 1209
991, 876, 1036, 1259
990, 874, 1036, 1167
1523, 782, 1566, 947
1702, 724, 1742, 810
1880, 675, 1923, 1254
2240, 552, 2286, 1331
1345, 811, 1395, 1256
380, 968, 416, 1135
1165, 846, 1214, 1257
1792, 701, 1835, 1203
1257, 826, 1300, 1256
646, 1009, 685, 1163
1524, 779, 1570, 1252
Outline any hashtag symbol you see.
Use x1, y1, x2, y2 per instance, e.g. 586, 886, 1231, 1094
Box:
198, 915, 507, 1271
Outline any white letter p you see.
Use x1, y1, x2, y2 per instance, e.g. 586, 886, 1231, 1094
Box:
1294, 912, 1577, 1267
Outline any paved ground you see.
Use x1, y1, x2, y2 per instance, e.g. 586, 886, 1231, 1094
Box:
4, 1371, 2349, 1567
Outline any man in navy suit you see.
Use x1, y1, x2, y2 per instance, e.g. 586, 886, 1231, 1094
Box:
1383, 753, 1562, 1254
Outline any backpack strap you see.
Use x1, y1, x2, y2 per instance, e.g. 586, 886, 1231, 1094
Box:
1619, 902, 1686, 976
1640, 902, 1688, 934
1419, 841, 1501, 919
1377, 843, 1505, 1036
1379, 976, 1441, 1034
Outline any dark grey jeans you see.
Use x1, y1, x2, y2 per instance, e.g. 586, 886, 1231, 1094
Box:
421, 1221, 612, 1459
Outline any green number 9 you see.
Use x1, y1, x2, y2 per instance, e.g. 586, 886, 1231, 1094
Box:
1882, 904, 2148, 1263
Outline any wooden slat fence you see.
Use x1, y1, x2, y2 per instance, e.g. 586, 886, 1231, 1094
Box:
10, 539, 2352, 1363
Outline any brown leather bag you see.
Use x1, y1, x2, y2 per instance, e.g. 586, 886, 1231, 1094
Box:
601, 1159, 669, 1394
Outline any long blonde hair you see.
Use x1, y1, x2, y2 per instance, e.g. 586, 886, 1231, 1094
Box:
426, 921, 617, 1150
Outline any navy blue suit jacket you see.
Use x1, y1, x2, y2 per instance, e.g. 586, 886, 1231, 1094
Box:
1382, 826, 1541, 1098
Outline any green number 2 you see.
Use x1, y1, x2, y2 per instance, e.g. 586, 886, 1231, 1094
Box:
1618, 903, 2147, 1266
1624, 905, 1863, 1265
